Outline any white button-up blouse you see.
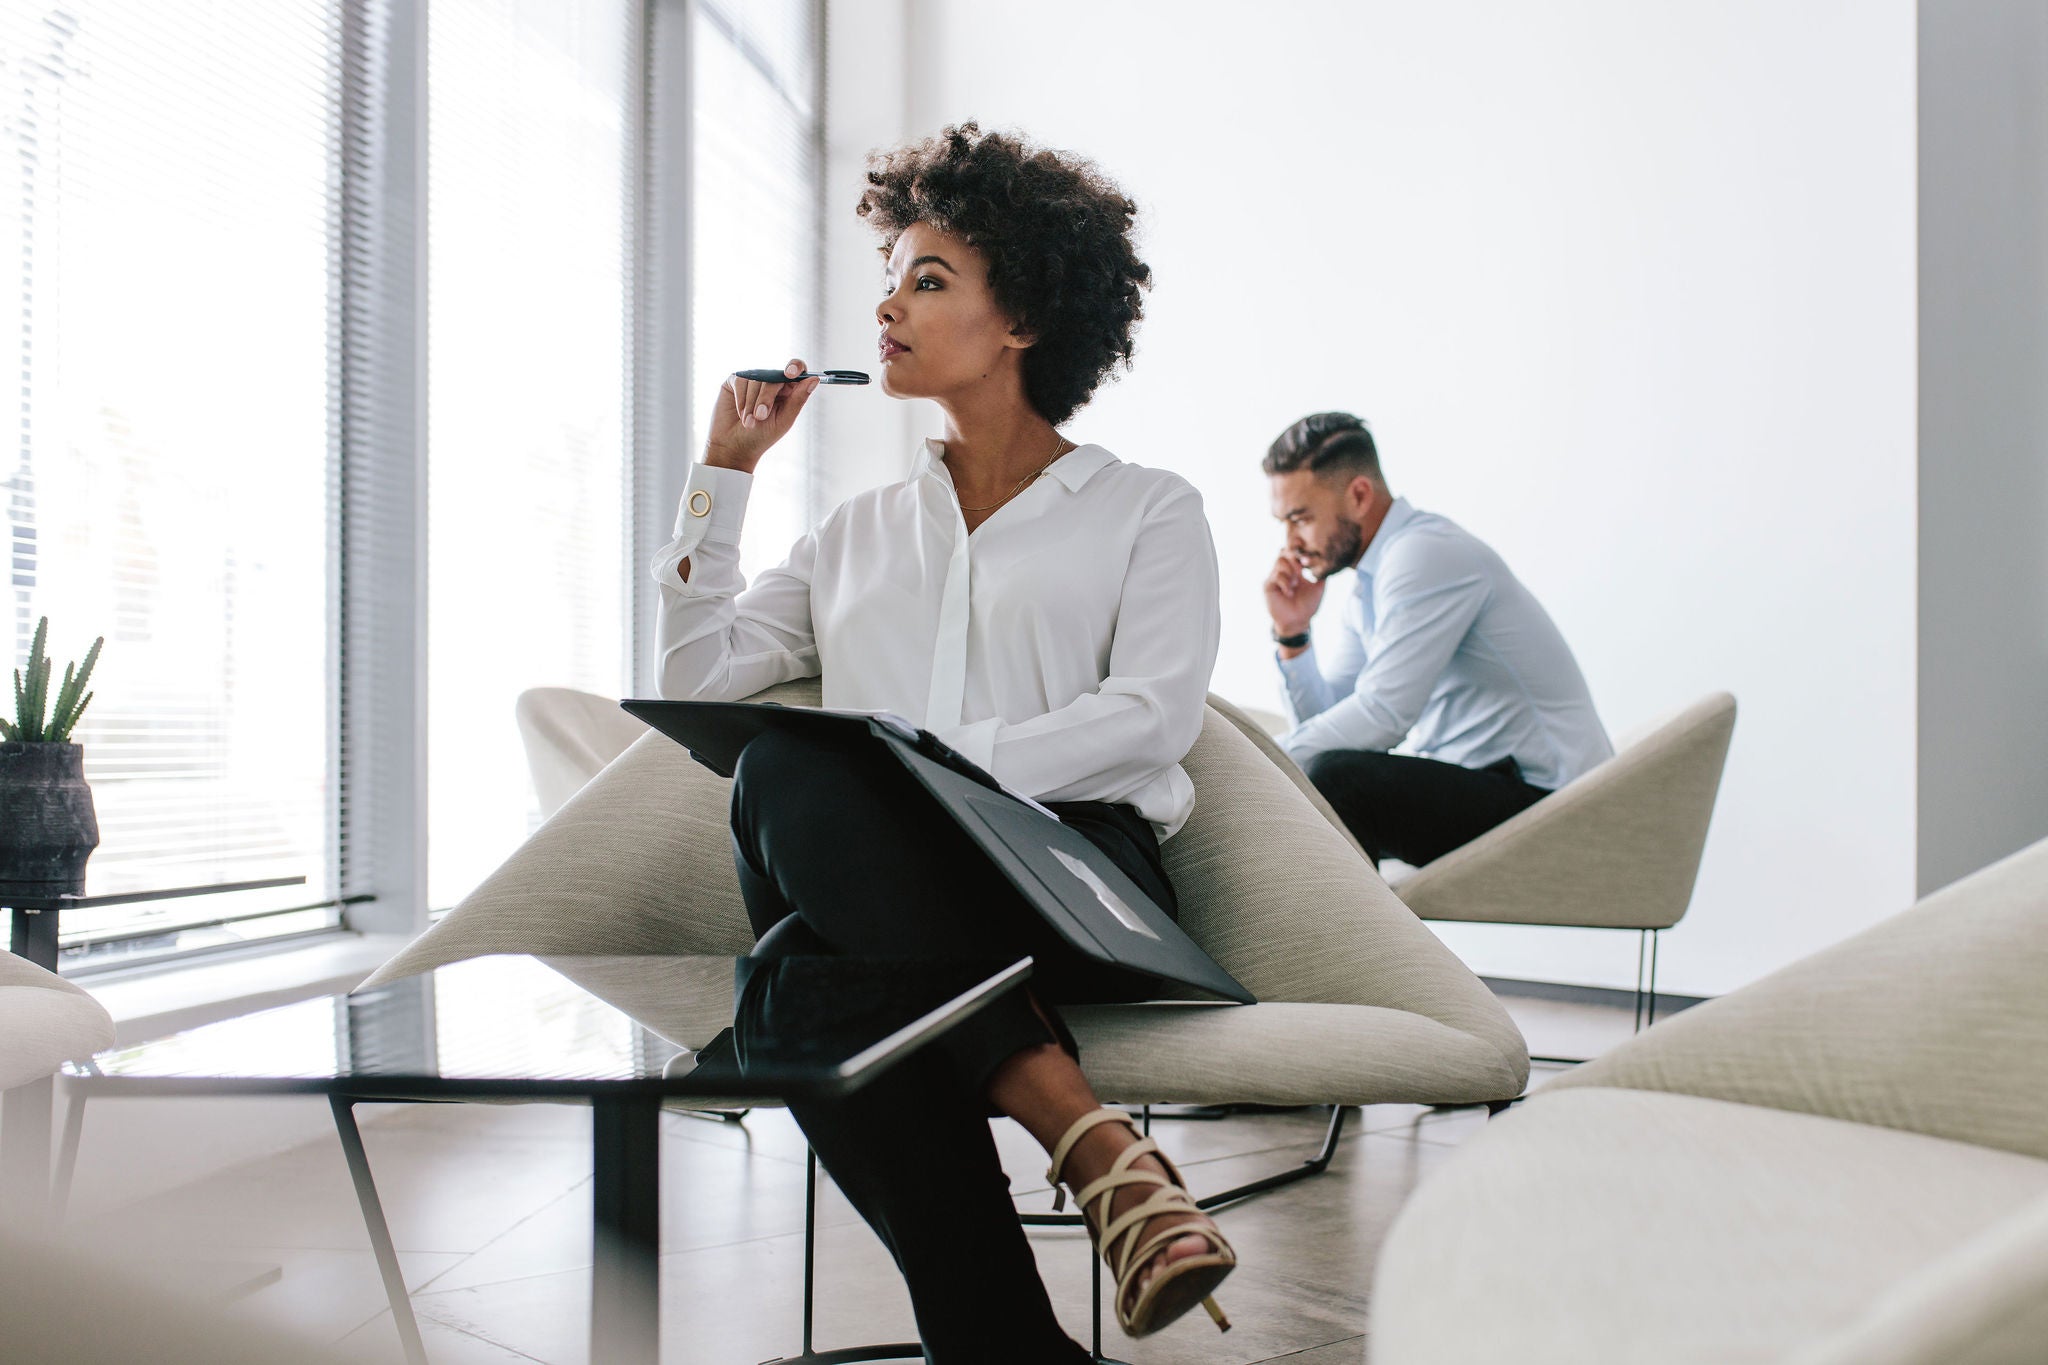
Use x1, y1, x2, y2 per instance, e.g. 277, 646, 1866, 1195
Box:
648, 439, 1222, 838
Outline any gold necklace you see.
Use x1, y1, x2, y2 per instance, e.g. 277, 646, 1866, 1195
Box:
956, 432, 1072, 513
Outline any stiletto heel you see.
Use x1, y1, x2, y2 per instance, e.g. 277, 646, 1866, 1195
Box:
1045, 1107, 1237, 1338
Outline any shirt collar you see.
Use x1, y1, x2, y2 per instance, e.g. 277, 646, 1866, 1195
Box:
910, 438, 1118, 494
1356, 496, 1416, 577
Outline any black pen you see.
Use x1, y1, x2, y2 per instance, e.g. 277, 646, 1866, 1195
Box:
731, 368, 870, 385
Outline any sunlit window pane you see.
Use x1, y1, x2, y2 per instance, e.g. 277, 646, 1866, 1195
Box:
426, 0, 634, 911
0, 1, 341, 967
693, 0, 822, 578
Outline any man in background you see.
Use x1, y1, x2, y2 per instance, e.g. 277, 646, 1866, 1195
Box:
1264, 411, 1613, 867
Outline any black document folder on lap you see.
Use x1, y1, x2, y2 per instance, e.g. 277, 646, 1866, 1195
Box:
619, 699, 1255, 1005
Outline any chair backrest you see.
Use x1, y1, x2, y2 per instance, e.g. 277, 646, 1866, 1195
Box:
1554, 832, 2048, 1162
0, 950, 116, 1091
1206, 694, 1371, 863
515, 686, 651, 818
1392, 692, 1737, 931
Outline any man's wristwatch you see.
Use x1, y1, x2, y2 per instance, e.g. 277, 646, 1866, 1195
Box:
1272, 626, 1312, 650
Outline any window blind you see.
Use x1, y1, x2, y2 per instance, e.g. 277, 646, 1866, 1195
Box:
692, 0, 824, 582
424, 0, 640, 912
1, 1, 344, 966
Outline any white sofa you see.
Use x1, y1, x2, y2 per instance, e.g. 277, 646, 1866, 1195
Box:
1369, 835, 2048, 1364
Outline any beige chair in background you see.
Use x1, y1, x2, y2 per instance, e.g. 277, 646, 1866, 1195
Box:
354, 680, 1530, 1360
1390, 693, 1736, 1033
1227, 693, 1738, 1039
1369, 833, 2048, 1365
1, 948, 115, 1224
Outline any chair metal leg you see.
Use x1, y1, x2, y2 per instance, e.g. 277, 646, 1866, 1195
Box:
766, 1129, 1157, 1365
680, 1106, 751, 1124
49, 1083, 86, 1219
1644, 930, 1661, 1028
1632, 929, 1649, 1032
762, 1146, 924, 1365
1089, 1246, 1132, 1364
1528, 925, 1669, 1064
331, 1097, 430, 1365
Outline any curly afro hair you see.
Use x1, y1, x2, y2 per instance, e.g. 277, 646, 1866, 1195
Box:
857, 122, 1152, 426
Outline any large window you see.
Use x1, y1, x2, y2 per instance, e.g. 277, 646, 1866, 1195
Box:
1, 1, 344, 968
692, 0, 823, 579
3, 0, 828, 967
424, 0, 638, 912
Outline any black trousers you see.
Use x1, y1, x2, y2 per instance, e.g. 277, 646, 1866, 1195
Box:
1302, 749, 1550, 868
726, 727, 1178, 1364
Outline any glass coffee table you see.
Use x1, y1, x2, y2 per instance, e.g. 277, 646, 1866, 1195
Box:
62, 952, 1034, 1365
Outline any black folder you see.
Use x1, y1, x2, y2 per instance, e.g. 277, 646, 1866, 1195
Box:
619, 699, 1255, 1005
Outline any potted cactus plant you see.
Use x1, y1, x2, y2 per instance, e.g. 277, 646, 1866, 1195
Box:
0, 618, 104, 896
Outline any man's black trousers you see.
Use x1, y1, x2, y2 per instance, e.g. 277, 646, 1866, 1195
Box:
725, 726, 1178, 1364
1301, 749, 1551, 868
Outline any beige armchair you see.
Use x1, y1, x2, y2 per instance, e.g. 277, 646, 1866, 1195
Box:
1369, 834, 2048, 1365
1, 949, 114, 1223
1233, 693, 1737, 1034
1397, 692, 1736, 1032
355, 680, 1530, 1357
369, 680, 1529, 1108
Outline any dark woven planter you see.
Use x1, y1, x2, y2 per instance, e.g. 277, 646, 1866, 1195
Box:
0, 741, 99, 897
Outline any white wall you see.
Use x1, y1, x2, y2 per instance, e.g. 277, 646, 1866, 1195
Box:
1916, 0, 2048, 896
817, 0, 1921, 995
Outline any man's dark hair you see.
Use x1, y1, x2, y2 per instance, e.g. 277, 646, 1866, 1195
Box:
1262, 411, 1382, 483
857, 121, 1152, 426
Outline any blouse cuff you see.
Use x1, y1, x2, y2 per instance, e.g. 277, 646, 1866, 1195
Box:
648, 463, 753, 588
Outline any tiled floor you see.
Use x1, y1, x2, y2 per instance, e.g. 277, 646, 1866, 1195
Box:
65, 993, 1636, 1364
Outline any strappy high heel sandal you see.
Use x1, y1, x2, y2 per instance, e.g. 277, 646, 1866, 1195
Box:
1045, 1107, 1236, 1338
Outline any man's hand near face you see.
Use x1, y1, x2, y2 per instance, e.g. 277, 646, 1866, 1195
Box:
1264, 551, 1325, 660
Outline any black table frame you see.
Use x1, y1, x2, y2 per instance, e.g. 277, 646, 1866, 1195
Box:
64, 957, 1034, 1364
2, 875, 309, 974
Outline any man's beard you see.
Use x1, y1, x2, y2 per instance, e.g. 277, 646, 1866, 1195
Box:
1315, 516, 1365, 577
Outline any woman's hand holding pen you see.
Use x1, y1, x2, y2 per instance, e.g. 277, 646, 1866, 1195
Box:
704, 357, 820, 474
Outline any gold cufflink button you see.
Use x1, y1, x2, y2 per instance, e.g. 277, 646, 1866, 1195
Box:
688, 489, 713, 519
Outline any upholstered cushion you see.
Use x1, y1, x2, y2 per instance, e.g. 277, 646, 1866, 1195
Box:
1551, 835, 2048, 1161
1370, 1087, 2048, 1365
361, 683, 1528, 1104
1062, 1000, 1524, 1107
0, 951, 115, 1091
1393, 692, 1736, 930
1790, 1190, 2048, 1365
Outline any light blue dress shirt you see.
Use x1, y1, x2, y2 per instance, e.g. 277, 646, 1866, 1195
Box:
1277, 497, 1613, 791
